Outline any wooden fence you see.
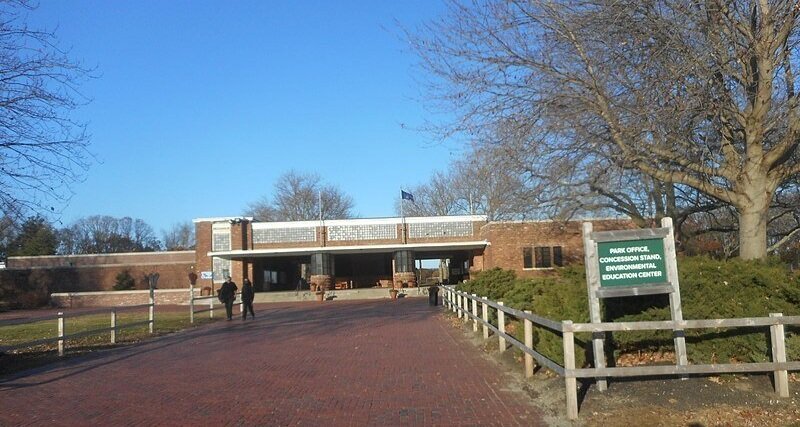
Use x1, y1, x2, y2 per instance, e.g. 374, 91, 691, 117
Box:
0, 294, 155, 357
441, 286, 800, 420
188, 284, 243, 323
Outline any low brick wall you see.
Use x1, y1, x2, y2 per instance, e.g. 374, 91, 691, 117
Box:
1, 251, 196, 309
50, 289, 198, 308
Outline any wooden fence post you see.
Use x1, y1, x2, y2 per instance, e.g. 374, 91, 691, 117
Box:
189, 283, 195, 324
149, 286, 155, 334
111, 309, 117, 344
462, 294, 469, 323
482, 298, 489, 339
458, 294, 464, 319
769, 313, 789, 398
498, 302, 506, 351
471, 294, 479, 332
563, 320, 578, 420
209, 295, 214, 319
582, 222, 608, 391
524, 310, 533, 378
661, 217, 688, 371
57, 312, 65, 357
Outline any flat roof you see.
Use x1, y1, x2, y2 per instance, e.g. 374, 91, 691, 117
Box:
195, 214, 488, 226
208, 241, 489, 259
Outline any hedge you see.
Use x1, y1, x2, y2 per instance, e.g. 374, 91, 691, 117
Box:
456, 257, 800, 369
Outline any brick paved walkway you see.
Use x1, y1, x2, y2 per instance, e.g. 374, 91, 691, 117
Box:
0, 299, 543, 426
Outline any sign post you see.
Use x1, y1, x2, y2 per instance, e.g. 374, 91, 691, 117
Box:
582, 218, 688, 390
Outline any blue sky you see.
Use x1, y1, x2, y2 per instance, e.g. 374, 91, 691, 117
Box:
27, 0, 458, 234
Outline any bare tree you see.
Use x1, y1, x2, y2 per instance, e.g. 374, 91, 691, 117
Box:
58, 215, 161, 254
162, 221, 195, 251
398, 142, 546, 220
245, 171, 355, 221
410, 1, 800, 259
399, 171, 462, 217
0, 1, 92, 220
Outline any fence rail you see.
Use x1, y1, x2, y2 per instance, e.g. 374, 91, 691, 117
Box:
188, 284, 244, 323
0, 294, 155, 356
441, 286, 799, 420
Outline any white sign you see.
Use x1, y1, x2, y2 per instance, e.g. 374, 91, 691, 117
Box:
200, 271, 213, 280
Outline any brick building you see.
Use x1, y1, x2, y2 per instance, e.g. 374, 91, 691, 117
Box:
193, 215, 632, 293
1, 251, 195, 308
0, 215, 632, 308
3, 251, 194, 290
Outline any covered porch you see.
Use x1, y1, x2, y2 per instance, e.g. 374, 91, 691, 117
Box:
209, 241, 488, 294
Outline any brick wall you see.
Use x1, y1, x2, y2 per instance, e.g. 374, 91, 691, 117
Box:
7, 251, 194, 268
0, 251, 196, 309
50, 289, 195, 308
194, 221, 213, 289
481, 219, 635, 278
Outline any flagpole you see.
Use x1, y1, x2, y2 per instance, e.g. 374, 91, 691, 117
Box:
469, 192, 474, 215
400, 188, 406, 244
400, 187, 404, 219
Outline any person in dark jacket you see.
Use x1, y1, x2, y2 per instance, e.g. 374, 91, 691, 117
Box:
241, 278, 255, 320
218, 276, 238, 320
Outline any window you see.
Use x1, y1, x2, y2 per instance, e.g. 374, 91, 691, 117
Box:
553, 246, 563, 267
408, 221, 472, 238
523, 247, 533, 269
212, 257, 231, 282
253, 226, 316, 244
523, 246, 564, 269
534, 247, 551, 268
328, 223, 396, 241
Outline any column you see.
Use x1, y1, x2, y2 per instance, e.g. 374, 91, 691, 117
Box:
392, 250, 417, 288
310, 252, 335, 291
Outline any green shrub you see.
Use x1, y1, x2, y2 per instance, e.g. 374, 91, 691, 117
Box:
459, 266, 592, 366
456, 257, 800, 369
113, 270, 135, 291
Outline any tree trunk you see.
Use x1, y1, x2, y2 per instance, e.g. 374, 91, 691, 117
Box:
738, 205, 768, 260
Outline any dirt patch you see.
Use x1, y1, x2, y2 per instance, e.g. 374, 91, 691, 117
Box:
445, 313, 800, 426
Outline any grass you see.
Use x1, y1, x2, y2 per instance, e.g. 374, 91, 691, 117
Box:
0, 306, 229, 375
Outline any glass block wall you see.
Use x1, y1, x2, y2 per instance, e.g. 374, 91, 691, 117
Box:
211, 223, 231, 281
212, 257, 231, 282
408, 221, 473, 238
212, 226, 231, 251
253, 226, 316, 244
328, 223, 397, 241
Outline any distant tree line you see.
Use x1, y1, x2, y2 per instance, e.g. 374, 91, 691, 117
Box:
0, 216, 195, 259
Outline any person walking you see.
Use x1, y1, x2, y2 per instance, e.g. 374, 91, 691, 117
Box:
241, 278, 255, 320
218, 276, 238, 321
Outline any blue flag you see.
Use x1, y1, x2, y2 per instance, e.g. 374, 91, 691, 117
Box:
401, 190, 414, 202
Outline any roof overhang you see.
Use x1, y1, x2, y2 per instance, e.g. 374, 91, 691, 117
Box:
208, 241, 489, 260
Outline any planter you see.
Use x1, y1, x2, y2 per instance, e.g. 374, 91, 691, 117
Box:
315, 291, 325, 302
389, 289, 399, 300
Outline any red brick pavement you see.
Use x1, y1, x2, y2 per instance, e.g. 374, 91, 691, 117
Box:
0, 299, 543, 426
